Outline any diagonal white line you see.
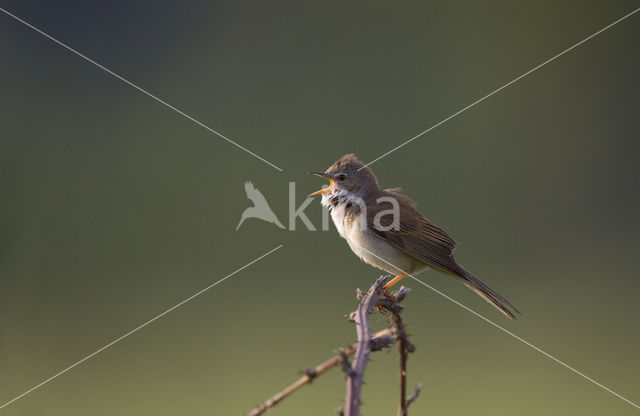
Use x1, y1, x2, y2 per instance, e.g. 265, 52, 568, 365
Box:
349, 240, 640, 410
0, 244, 283, 411
407, 275, 640, 411
360, 7, 640, 171
0, 7, 284, 172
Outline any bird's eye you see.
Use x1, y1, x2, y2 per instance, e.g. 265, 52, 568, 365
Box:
337, 174, 347, 181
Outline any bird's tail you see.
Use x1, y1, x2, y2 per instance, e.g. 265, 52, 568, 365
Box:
459, 268, 521, 320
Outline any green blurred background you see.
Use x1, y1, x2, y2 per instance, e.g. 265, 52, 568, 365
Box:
1, 1, 639, 414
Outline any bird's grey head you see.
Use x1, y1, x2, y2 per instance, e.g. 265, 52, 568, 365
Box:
309, 154, 380, 198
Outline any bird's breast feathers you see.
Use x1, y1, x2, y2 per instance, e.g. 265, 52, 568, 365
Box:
323, 189, 416, 274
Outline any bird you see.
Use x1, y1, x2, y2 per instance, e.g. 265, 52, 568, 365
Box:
309, 154, 520, 319
236, 181, 285, 230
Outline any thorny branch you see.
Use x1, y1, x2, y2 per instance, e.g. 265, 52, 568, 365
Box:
245, 275, 421, 416
388, 287, 417, 416
246, 328, 394, 416
343, 276, 388, 416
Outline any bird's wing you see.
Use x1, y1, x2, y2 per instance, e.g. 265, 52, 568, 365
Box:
244, 181, 270, 207
367, 190, 519, 319
366, 190, 459, 276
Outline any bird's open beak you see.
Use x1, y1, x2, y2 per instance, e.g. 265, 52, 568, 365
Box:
308, 171, 335, 197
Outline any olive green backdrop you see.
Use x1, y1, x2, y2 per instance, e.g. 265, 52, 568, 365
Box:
1, 1, 639, 415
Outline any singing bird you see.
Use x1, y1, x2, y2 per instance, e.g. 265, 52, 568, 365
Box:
309, 154, 520, 319
236, 181, 285, 230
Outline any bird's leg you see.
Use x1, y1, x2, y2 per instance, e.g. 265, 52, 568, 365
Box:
377, 270, 413, 314
383, 268, 413, 291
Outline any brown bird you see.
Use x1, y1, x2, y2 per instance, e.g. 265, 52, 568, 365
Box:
309, 154, 520, 319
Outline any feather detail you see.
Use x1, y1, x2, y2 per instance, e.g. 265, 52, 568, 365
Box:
366, 189, 519, 319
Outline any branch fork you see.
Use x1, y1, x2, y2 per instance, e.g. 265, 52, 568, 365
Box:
246, 275, 421, 416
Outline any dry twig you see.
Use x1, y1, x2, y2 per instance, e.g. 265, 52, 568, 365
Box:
245, 275, 421, 416
387, 287, 417, 416
342, 276, 388, 416
245, 328, 394, 416
406, 383, 423, 407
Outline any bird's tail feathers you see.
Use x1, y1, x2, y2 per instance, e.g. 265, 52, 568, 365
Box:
459, 269, 521, 320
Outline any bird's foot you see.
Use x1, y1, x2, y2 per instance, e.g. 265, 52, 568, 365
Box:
376, 304, 391, 315
376, 288, 395, 314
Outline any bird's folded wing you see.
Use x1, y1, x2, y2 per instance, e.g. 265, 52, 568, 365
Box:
367, 191, 520, 319
366, 191, 462, 276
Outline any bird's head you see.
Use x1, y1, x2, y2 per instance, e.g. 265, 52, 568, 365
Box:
308, 154, 379, 199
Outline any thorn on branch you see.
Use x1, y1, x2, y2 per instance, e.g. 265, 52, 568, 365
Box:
346, 311, 357, 323
370, 334, 395, 351
339, 349, 354, 377
406, 383, 423, 408
394, 286, 411, 302
302, 367, 317, 382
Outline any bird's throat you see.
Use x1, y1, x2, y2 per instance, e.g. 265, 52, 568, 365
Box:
320, 188, 359, 210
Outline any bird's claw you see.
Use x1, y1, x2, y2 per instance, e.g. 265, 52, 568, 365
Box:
376, 289, 395, 314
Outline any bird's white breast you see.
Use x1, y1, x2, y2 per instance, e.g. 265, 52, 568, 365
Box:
321, 189, 416, 275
